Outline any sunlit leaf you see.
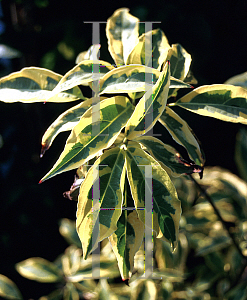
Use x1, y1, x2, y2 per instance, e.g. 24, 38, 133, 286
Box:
99, 64, 190, 96
63, 282, 79, 300
224, 71, 247, 90
49, 60, 114, 97
159, 106, 205, 166
76, 44, 101, 64
15, 258, 63, 283
126, 142, 181, 248
0, 274, 23, 300
135, 136, 203, 177
76, 146, 126, 258
126, 29, 170, 70
235, 127, 247, 181
40, 96, 134, 182
59, 219, 81, 248
125, 61, 170, 140
0, 67, 84, 103
109, 209, 144, 280
131, 280, 157, 300
40, 97, 92, 157
106, 8, 139, 66
174, 84, 247, 124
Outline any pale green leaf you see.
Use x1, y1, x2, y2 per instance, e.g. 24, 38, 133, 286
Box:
174, 84, 247, 124
64, 282, 79, 300
40, 96, 134, 182
134, 136, 203, 177
0, 274, 23, 300
76, 146, 126, 258
99, 64, 190, 96
106, 8, 139, 66
126, 142, 181, 249
125, 61, 170, 140
109, 210, 144, 280
49, 60, 114, 97
40, 97, 92, 157
159, 106, 205, 166
0, 67, 83, 103
59, 218, 81, 248
131, 280, 157, 300
76, 44, 101, 64
224, 71, 247, 90
126, 29, 170, 70
15, 258, 63, 283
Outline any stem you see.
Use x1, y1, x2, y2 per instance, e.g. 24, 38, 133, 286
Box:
189, 175, 246, 260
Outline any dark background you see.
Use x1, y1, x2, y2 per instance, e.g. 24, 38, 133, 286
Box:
0, 0, 247, 298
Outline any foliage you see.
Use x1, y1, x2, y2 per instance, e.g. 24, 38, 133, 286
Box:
0, 7, 247, 299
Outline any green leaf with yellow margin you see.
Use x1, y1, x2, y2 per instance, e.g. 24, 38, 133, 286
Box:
76, 44, 101, 64
0, 274, 23, 300
40, 96, 134, 182
126, 29, 170, 71
125, 61, 170, 140
159, 106, 205, 166
106, 8, 139, 66
134, 136, 203, 177
174, 84, 247, 124
167, 44, 192, 97
99, 64, 191, 96
40, 97, 92, 157
125, 142, 181, 249
109, 179, 144, 280
76, 146, 126, 258
0, 67, 84, 103
15, 258, 63, 283
49, 60, 114, 98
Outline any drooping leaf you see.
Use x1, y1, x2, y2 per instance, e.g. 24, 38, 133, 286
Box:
125, 61, 170, 140
174, 84, 247, 124
40, 96, 134, 182
0, 67, 84, 103
224, 71, 247, 90
40, 97, 92, 157
235, 127, 247, 181
109, 209, 144, 280
76, 44, 101, 64
126, 29, 170, 70
106, 8, 139, 66
166, 43, 192, 97
126, 142, 181, 249
134, 136, 203, 177
49, 60, 114, 97
15, 258, 63, 283
76, 146, 126, 258
159, 106, 205, 166
0, 274, 23, 300
99, 64, 190, 96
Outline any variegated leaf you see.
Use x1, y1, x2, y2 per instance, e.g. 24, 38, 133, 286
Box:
106, 8, 139, 66
159, 106, 205, 166
0, 274, 23, 300
76, 146, 126, 258
99, 64, 190, 96
126, 142, 181, 249
174, 84, 247, 124
167, 44, 192, 97
41, 97, 92, 157
76, 44, 101, 64
131, 280, 157, 300
15, 258, 63, 283
125, 61, 170, 140
40, 96, 134, 182
0, 67, 84, 103
109, 208, 144, 280
134, 136, 203, 177
224, 71, 247, 90
49, 60, 114, 98
126, 29, 170, 70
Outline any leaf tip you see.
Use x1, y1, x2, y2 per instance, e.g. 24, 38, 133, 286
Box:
38, 179, 43, 184
123, 279, 129, 286
40, 143, 49, 158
